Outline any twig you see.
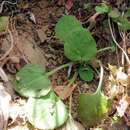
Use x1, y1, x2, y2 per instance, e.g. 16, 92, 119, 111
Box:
118, 24, 126, 66
108, 18, 130, 65
60, 72, 78, 100
82, 12, 100, 24
0, 0, 17, 14
0, 29, 14, 61
0, 67, 8, 82
95, 60, 104, 93
122, 32, 127, 66
69, 95, 72, 114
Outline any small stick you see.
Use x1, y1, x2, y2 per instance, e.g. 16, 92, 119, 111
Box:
0, 0, 17, 14
95, 60, 104, 94
108, 18, 130, 65
0, 29, 14, 61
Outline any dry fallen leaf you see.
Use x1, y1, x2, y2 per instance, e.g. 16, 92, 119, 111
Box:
108, 64, 129, 98
53, 84, 77, 100
127, 47, 130, 55
116, 96, 129, 117
57, 115, 85, 130
9, 102, 27, 126
122, 96, 130, 126
0, 83, 11, 130
65, 0, 73, 11
116, 68, 129, 86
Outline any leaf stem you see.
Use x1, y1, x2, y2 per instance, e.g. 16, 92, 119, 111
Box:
46, 62, 72, 77
95, 60, 104, 94
97, 46, 115, 53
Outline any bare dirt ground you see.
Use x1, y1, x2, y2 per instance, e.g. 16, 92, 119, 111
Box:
1, 0, 130, 130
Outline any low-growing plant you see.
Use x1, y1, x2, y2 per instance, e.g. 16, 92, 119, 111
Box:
55, 15, 111, 126
55, 15, 114, 82
95, 2, 130, 31
15, 15, 113, 129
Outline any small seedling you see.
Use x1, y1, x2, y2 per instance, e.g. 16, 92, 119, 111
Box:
55, 15, 97, 81
95, 3, 130, 31
95, 3, 111, 14
78, 66, 94, 82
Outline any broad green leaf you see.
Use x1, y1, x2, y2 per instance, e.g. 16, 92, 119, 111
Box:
55, 15, 82, 42
77, 92, 109, 127
78, 66, 94, 82
15, 64, 51, 97
0, 16, 9, 32
95, 3, 111, 13
113, 16, 130, 30
108, 8, 121, 18
77, 62, 109, 127
64, 28, 97, 62
26, 91, 68, 130
55, 15, 97, 62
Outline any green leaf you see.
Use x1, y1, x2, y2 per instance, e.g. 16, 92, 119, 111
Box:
64, 28, 97, 62
118, 18, 130, 30
26, 91, 68, 130
55, 15, 97, 62
15, 64, 51, 97
0, 16, 9, 32
108, 8, 121, 18
55, 15, 82, 42
113, 16, 130, 30
78, 66, 94, 82
77, 91, 109, 127
125, 8, 130, 17
84, 3, 93, 12
95, 3, 111, 13
77, 62, 109, 127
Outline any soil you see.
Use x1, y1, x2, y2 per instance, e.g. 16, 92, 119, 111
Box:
0, 0, 130, 130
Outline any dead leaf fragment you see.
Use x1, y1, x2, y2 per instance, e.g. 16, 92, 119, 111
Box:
57, 116, 85, 130
108, 64, 129, 98
0, 83, 11, 130
65, 0, 73, 11
9, 102, 26, 126
116, 68, 128, 86
127, 47, 130, 55
54, 84, 76, 100
116, 96, 129, 117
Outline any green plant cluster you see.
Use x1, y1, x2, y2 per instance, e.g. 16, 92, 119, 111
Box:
14, 15, 111, 129
14, 7, 130, 128
55, 15, 97, 82
15, 64, 69, 130
95, 3, 130, 30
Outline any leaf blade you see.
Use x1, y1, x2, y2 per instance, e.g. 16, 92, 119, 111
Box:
15, 64, 51, 97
